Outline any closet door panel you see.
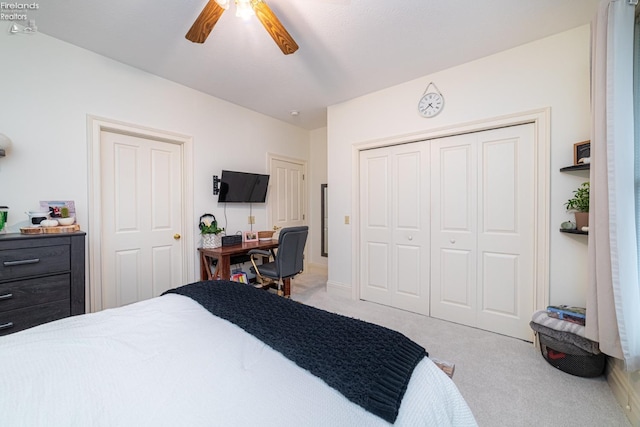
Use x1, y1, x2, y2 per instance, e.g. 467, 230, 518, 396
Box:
360, 153, 392, 303
430, 133, 477, 326
481, 252, 518, 315
440, 248, 473, 307
360, 143, 429, 315
476, 125, 535, 341
391, 144, 429, 314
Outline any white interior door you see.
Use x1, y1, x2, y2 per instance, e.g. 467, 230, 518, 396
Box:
359, 142, 430, 315
269, 157, 306, 231
100, 131, 184, 309
430, 124, 535, 340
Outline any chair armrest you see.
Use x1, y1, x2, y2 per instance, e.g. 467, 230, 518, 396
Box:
248, 249, 271, 257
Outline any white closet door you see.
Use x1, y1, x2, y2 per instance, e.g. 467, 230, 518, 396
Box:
430, 124, 535, 340
360, 143, 429, 315
429, 133, 479, 326
476, 125, 535, 340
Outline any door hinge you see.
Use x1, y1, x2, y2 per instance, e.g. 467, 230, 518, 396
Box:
303, 214, 305, 220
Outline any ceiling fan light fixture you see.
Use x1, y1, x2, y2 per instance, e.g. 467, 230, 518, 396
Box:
214, 0, 230, 9
235, 0, 255, 19
185, 0, 298, 55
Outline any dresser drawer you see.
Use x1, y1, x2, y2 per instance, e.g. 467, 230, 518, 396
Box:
0, 300, 70, 336
0, 274, 70, 312
0, 245, 70, 281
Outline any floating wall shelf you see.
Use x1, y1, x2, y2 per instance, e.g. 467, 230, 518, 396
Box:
559, 228, 588, 235
560, 164, 590, 172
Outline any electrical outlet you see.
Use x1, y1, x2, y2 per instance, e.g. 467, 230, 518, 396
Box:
344, 215, 350, 225
248, 216, 255, 224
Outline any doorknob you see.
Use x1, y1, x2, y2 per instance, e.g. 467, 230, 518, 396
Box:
450, 239, 456, 244
174, 234, 181, 240
408, 236, 413, 241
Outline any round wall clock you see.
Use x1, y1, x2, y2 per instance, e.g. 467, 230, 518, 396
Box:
417, 82, 444, 118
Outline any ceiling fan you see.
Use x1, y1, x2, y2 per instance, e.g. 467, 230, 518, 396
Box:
186, 0, 299, 55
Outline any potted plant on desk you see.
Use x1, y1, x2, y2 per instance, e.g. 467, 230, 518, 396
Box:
565, 181, 590, 231
199, 214, 224, 249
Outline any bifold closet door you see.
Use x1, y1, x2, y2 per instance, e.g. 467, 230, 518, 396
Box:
430, 124, 535, 341
359, 143, 430, 315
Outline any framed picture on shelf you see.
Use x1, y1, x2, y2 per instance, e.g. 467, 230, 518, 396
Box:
573, 141, 590, 165
39, 200, 76, 218
243, 230, 258, 243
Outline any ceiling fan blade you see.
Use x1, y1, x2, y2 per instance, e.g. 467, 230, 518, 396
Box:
250, 0, 299, 55
186, 0, 226, 44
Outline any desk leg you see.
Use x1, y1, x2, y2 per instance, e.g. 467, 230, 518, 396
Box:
283, 278, 291, 298
218, 255, 232, 280
200, 252, 212, 281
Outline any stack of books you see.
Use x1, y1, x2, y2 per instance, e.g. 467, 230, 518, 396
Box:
546, 305, 586, 326
230, 271, 248, 284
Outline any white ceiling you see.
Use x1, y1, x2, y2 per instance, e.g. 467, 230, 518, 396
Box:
26, 0, 598, 130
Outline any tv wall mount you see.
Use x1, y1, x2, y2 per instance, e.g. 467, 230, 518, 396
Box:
213, 175, 220, 195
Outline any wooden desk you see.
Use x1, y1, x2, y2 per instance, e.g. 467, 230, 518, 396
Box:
198, 240, 291, 296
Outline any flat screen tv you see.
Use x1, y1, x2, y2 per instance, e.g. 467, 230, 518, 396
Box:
218, 170, 270, 203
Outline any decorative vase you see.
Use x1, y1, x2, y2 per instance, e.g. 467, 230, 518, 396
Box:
202, 233, 222, 249
574, 212, 589, 230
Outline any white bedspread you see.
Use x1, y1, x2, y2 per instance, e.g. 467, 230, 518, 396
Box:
0, 294, 476, 426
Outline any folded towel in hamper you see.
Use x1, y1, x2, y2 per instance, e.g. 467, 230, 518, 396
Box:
531, 310, 585, 337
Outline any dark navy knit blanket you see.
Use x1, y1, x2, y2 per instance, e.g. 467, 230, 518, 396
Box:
163, 280, 427, 423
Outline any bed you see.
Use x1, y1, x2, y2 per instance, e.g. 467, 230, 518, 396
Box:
0, 280, 477, 426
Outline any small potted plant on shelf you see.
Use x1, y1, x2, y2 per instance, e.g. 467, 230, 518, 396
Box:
199, 213, 224, 248
57, 206, 75, 226
565, 181, 590, 231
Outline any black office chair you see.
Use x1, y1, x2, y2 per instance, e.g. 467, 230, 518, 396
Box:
248, 226, 309, 297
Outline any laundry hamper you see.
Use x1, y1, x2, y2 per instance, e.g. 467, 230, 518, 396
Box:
530, 310, 605, 378
537, 331, 605, 377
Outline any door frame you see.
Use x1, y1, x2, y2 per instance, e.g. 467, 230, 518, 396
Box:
87, 115, 195, 312
351, 108, 551, 313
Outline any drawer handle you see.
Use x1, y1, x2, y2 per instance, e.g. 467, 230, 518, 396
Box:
3, 258, 40, 267
0, 293, 12, 300
0, 322, 14, 331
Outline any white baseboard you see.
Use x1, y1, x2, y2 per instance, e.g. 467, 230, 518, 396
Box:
326, 280, 352, 299
305, 263, 328, 274
606, 357, 640, 426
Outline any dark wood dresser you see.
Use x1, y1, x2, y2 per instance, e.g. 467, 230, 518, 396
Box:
0, 232, 86, 336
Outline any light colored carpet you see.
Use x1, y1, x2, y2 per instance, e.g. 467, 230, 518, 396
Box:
290, 270, 631, 427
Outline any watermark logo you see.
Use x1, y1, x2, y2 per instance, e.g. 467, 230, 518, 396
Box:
1, 3, 39, 22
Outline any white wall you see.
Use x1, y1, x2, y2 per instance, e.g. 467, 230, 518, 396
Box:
327, 25, 592, 306
308, 127, 328, 268
0, 32, 310, 279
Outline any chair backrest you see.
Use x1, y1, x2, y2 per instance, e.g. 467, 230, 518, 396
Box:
275, 226, 309, 279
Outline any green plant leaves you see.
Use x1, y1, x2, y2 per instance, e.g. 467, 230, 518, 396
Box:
565, 181, 590, 213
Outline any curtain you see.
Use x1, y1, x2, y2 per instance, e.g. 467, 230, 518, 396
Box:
586, 0, 640, 372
